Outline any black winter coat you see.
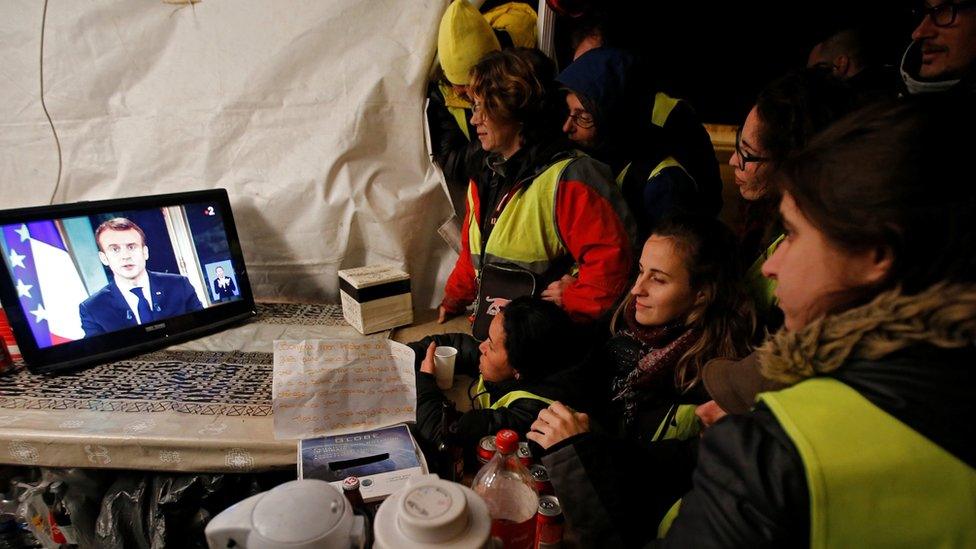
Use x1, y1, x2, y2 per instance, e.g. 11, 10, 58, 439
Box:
409, 333, 589, 455
543, 344, 975, 548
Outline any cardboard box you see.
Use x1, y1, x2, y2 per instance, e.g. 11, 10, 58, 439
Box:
298, 423, 428, 503
338, 265, 413, 334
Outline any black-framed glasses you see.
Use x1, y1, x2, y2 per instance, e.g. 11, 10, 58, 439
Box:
567, 112, 595, 129
913, 0, 976, 27
734, 126, 768, 171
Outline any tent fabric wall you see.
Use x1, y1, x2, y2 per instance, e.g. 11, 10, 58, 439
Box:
0, 0, 457, 307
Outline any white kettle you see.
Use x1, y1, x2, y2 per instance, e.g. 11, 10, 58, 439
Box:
205, 479, 366, 549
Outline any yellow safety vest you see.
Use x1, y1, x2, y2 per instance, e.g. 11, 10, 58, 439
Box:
760, 377, 976, 549
470, 375, 555, 410
468, 157, 575, 276
615, 156, 689, 188
650, 403, 701, 442
652, 92, 681, 128
745, 233, 784, 327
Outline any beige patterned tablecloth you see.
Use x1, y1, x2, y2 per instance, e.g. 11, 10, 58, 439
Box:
0, 303, 386, 472
0, 304, 470, 473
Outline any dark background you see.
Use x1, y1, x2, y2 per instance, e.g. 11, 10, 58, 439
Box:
486, 0, 919, 123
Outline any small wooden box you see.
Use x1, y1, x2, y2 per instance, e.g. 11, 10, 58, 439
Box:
338, 265, 413, 335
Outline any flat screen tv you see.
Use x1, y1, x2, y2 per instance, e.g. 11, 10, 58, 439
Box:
0, 189, 255, 374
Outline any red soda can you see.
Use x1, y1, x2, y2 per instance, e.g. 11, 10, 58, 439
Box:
517, 441, 533, 466
535, 495, 564, 548
529, 464, 553, 495
0, 308, 13, 375
476, 435, 496, 465
0, 338, 11, 376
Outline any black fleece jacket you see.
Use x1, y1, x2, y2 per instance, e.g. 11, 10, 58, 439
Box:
409, 333, 589, 455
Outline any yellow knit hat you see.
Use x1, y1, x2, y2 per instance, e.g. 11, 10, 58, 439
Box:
438, 0, 501, 85
484, 3, 538, 49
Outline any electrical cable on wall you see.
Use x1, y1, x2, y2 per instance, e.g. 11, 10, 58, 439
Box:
40, 0, 64, 205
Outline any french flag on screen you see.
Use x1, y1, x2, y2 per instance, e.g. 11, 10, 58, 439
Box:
2, 222, 87, 347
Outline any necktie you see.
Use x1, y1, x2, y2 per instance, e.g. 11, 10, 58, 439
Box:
130, 287, 154, 324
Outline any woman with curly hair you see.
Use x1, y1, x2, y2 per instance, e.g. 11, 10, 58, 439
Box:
731, 66, 855, 331
437, 47, 635, 326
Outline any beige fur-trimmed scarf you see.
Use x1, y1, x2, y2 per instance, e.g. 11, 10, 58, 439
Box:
758, 282, 976, 385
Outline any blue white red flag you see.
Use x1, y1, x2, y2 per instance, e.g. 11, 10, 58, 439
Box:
2, 222, 88, 347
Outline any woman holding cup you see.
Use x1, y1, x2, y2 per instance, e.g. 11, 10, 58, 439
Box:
410, 296, 585, 455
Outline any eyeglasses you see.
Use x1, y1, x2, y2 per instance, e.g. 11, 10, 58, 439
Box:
913, 0, 976, 27
566, 112, 595, 129
734, 126, 768, 171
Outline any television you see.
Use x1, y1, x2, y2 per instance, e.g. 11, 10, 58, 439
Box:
0, 189, 256, 374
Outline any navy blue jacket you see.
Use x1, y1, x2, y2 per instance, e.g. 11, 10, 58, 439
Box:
78, 271, 204, 337
557, 47, 722, 236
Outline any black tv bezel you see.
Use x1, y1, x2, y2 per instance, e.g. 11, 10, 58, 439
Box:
0, 189, 256, 374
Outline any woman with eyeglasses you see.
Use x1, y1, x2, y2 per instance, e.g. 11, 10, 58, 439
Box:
439, 48, 636, 325
730, 66, 854, 332
660, 98, 976, 548
524, 98, 976, 549
556, 47, 723, 241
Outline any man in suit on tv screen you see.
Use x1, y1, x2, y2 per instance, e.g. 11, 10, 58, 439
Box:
79, 217, 203, 337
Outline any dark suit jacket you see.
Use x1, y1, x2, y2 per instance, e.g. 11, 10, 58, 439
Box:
212, 276, 237, 300
78, 271, 204, 338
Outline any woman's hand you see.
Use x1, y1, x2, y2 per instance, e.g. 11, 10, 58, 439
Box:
540, 275, 577, 307
420, 342, 437, 375
527, 401, 590, 449
695, 400, 728, 429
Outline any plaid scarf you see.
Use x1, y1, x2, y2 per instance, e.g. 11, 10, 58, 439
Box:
610, 299, 699, 426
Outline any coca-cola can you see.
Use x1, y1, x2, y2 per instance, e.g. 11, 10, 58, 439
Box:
536, 495, 564, 548
0, 308, 15, 375
529, 464, 553, 495
476, 435, 496, 465
517, 441, 533, 466
0, 339, 11, 376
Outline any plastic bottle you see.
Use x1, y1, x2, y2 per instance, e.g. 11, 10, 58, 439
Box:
49, 482, 77, 548
470, 430, 539, 549
436, 401, 464, 482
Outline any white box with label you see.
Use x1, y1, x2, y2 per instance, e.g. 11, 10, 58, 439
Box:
338, 265, 413, 335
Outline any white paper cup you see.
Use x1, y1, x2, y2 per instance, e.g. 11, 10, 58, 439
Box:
434, 346, 458, 390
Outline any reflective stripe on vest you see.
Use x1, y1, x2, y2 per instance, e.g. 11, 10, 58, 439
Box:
652, 92, 681, 128
468, 157, 574, 275
471, 375, 555, 410
760, 377, 976, 549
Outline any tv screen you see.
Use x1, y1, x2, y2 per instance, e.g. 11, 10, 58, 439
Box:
0, 189, 255, 373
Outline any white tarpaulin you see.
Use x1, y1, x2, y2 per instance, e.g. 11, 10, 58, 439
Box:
0, 0, 457, 307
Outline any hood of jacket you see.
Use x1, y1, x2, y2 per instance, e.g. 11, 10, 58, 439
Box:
556, 47, 656, 170
758, 282, 976, 384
